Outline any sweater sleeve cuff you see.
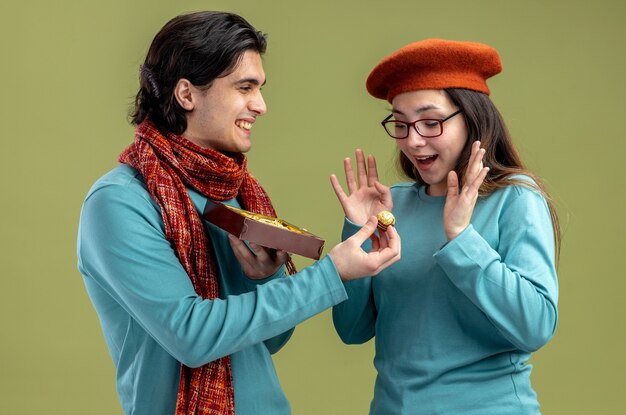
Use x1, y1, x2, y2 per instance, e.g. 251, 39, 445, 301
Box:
243, 265, 287, 291
341, 217, 362, 241
244, 265, 287, 287
433, 224, 500, 284
316, 255, 348, 304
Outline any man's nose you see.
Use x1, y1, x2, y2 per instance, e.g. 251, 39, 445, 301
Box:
250, 92, 267, 115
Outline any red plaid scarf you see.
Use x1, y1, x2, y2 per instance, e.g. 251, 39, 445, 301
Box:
119, 119, 294, 415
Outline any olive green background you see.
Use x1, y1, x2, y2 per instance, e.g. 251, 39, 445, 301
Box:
1, 0, 624, 413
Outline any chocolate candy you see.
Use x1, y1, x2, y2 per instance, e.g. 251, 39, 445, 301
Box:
376, 210, 395, 231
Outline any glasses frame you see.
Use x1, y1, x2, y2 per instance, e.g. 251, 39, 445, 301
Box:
381, 109, 464, 139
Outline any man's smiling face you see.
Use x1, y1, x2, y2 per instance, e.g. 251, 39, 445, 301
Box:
182, 50, 267, 153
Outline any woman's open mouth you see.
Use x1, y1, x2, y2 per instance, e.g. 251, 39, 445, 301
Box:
415, 155, 438, 169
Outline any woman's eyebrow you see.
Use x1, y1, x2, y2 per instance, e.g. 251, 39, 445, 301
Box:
392, 104, 439, 116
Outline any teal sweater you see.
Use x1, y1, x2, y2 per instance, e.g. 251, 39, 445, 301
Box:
333, 181, 558, 414
77, 164, 347, 415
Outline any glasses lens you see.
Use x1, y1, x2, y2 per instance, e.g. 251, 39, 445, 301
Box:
384, 121, 408, 138
415, 120, 442, 137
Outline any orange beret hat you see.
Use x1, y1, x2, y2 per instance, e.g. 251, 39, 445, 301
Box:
366, 38, 502, 101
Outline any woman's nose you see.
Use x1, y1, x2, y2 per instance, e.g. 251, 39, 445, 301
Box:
406, 127, 427, 147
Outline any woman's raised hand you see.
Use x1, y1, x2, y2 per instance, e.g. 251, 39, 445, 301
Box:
330, 149, 393, 225
443, 140, 490, 241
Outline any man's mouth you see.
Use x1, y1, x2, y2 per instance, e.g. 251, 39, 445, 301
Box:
236, 120, 253, 131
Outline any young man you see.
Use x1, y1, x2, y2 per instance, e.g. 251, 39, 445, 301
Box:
77, 11, 400, 415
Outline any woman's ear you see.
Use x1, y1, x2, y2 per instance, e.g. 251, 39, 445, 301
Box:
173, 78, 195, 111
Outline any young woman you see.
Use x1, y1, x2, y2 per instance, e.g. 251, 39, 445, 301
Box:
330, 39, 560, 414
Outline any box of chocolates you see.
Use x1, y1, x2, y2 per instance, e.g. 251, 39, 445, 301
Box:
202, 199, 325, 260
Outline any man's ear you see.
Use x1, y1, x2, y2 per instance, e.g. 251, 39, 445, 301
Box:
173, 79, 195, 111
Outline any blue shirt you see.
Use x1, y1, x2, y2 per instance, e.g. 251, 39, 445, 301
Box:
78, 164, 347, 414
333, 180, 558, 414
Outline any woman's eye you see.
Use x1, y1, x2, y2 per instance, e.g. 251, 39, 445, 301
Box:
421, 120, 439, 129
395, 123, 408, 132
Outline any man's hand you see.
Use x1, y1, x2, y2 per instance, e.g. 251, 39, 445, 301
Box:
228, 235, 290, 279
329, 216, 401, 281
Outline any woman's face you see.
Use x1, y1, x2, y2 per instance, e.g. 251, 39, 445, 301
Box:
391, 89, 468, 196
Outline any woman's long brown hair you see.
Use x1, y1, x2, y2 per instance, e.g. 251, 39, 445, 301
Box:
396, 88, 561, 262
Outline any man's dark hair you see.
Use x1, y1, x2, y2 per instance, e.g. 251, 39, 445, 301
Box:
131, 11, 267, 135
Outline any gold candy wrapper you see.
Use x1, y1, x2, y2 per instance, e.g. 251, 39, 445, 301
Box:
223, 205, 307, 234
376, 210, 396, 231
202, 200, 325, 259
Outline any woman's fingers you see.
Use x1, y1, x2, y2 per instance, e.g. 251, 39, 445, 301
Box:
464, 167, 490, 196
330, 174, 349, 205
447, 170, 460, 198
367, 154, 379, 187
355, 149, 368, 189
443, 143, 489, 242
341, 150, 385, 194
464, 141, 485, 185
374, 181, 393, 208
344, 157, 357, 194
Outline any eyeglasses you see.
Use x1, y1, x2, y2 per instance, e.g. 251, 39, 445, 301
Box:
381, 109, 463, 139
